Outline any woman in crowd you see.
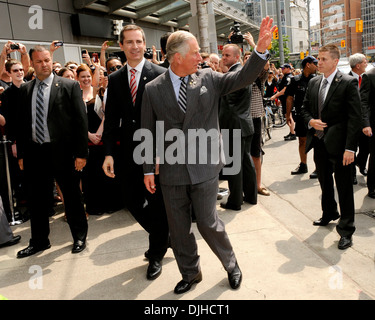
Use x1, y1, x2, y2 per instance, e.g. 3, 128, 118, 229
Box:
57, 67, 75, 80
76, 64, 122, 216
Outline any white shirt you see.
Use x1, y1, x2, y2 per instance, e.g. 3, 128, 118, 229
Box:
127, 58, 146, 88
319, 68, 338, 102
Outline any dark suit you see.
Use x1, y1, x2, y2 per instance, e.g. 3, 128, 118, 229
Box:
142, 52, 267, 281
301, 70, 362, 237
219, 62, 257, 206
348, 71, 369, 178
16, 75, 88, 247
360, 67, 375, 193
102, 60, 169, 261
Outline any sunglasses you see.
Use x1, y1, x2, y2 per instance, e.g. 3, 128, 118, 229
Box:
109, 65, 122, 72
11, 68, 24, 73
68, 65, 78, 70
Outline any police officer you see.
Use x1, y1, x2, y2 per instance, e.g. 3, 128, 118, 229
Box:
271, 63, 295, 140
285, 56, 318, 177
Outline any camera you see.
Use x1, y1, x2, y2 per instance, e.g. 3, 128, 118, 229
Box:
10, 44, 20, 50
230, 22, 243, 44
144, 48, 153, 60
54, 41, 63, 47
199, 61, 210, 69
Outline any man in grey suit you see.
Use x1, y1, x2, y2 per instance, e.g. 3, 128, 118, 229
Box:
141, 17, 276, 294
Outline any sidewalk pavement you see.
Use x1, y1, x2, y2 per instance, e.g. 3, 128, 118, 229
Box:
1, 125, 375, 301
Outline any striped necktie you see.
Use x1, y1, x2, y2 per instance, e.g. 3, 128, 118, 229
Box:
316, 78, 328, 140
35, 81, 46, 144
178, 77, 187, 113
130, 68, 137, 105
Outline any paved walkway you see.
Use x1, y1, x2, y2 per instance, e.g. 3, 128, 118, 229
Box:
1, 125, 374, 302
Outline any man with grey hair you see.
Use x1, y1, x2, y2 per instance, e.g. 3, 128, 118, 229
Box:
349, 53, 369, 183
142, 17, 276, 294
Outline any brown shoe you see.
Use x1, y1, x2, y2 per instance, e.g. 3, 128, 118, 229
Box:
258, 187, 270, 196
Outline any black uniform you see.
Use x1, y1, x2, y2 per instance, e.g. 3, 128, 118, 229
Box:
278, 72, 293, 114
285, 73, 316, 137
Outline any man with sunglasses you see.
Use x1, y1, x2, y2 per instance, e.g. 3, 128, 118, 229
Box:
106, 57, 123, 75
285, 56, 318, 178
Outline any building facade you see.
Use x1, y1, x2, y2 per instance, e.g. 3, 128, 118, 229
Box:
320, 0, 362, 57
362, 0, 375, 60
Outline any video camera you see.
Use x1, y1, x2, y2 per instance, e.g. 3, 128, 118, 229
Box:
230, 22, 243, 44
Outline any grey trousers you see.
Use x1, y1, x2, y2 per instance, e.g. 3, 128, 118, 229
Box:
161, 176, 237, 282
0, 196, 13, 245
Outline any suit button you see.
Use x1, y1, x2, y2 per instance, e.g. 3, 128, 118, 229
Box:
133, 120, 136, 123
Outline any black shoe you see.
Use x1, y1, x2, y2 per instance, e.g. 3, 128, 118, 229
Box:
220, 202, 241, 211
147, 260, 162, 280
291, 163, 308, 175
17, 243, 51, 258
228, 262, 242, 289
174, 271, 202, 294
0, 235, 21, 248
353, 176, 358, 185
360, 168, 368, 176
284, 132, 292, 139
72, 240, 86, 254
338, 236, 352, 250
368, 190, 375, 199
313, 213, 340, 226
285, 133, 296, 141
309, 170, 318, 179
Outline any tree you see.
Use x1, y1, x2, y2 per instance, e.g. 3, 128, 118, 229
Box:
270, 35, 290, 68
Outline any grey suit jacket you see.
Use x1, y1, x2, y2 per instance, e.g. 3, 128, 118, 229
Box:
141, 52, 267, 186
219, 63, 254, 137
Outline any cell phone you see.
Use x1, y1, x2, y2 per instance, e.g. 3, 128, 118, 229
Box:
92, 53, 99, 63
10, 44, 20, 50
55, 41, 63, 47
82, 49, 87, 55
107, 41, 114, 46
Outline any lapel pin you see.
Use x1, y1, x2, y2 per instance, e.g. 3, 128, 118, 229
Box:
143, 77, 147, 81
55, 83, 59, 87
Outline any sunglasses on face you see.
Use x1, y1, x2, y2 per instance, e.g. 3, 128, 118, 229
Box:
109, 65, 122, 72
11, 68, 24, 73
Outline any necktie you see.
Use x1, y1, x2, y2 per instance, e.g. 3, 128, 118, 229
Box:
359, 75, 362, 88
178, 77, 187, 113
316, 78, 328, 139
130, 68, 137, 105
35, 81, 46, 144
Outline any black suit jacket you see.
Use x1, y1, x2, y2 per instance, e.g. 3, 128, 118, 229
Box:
300, 70, 362, 156
361, 67, 375, 129
16, 75, 88, 163
103, 60, 166, 164
219, 63, 253, 137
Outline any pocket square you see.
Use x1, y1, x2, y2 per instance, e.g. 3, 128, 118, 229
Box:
200, 86, 207, 95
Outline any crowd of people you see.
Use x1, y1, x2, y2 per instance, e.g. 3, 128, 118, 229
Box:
0, 15, 373, 293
